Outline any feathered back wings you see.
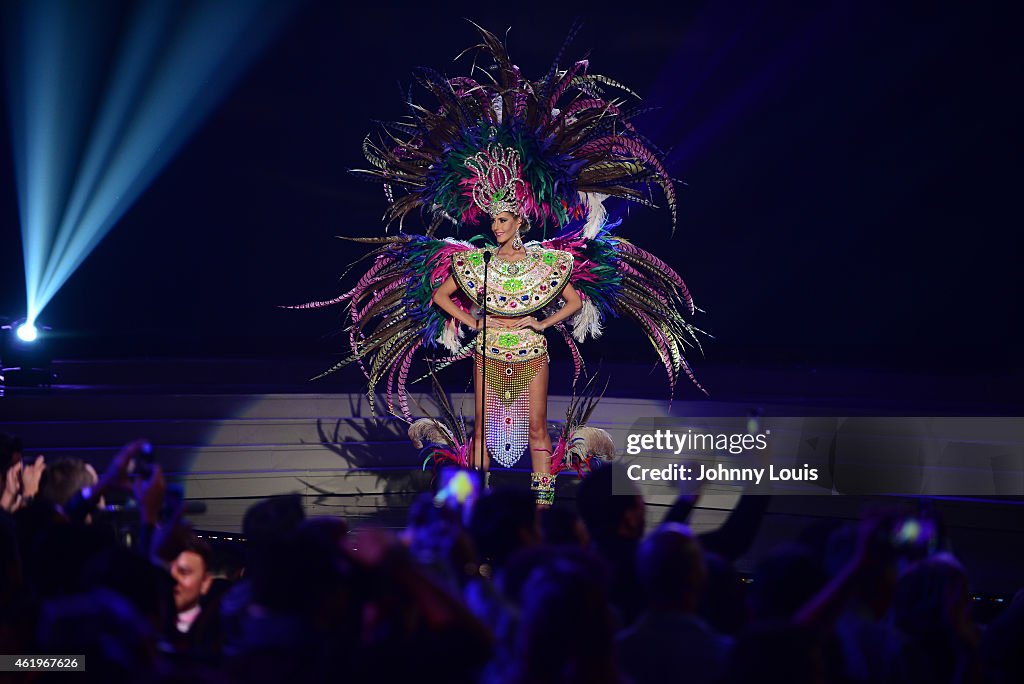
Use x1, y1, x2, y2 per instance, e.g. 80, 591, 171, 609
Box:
289, 215, 706, 418
286, 235, 478, 417
542, 214, 707, 397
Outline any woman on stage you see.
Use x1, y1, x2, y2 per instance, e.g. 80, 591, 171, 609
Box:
293, 23, 704, 506
432, 208, 582, 505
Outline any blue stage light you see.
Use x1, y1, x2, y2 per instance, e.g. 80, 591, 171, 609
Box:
15, 323, 37, 343
3, 0, 292, 327
1, 318, 53, 388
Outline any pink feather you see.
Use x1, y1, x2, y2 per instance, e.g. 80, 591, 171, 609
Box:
544, 59, 590, 119
397, 341, 422, 419
353, 278, 403, 321
279, 292, 350, 310
554, 323, 584, 384
632, 308, 677, 396
619, 242, 694, 314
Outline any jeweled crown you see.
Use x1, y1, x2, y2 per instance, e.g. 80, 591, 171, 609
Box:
465, 142, 524, 217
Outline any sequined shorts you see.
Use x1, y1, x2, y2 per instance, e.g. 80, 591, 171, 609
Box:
474, 327, 548, 363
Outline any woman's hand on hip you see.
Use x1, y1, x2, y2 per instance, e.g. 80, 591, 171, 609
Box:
479, 316, 511, 330
507, 316, 545, 331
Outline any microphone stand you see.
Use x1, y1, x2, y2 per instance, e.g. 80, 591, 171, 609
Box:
478, 249, 492, 472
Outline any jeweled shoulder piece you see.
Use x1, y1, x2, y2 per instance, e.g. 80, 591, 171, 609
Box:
450, 248, 573, 316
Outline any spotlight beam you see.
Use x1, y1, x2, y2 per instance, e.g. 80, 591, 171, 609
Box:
4, 0, 110, 323
37, 0, 175, 306
4, 0, 293, 325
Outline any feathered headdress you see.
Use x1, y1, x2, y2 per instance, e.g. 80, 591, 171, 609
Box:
353, 21, 678, 234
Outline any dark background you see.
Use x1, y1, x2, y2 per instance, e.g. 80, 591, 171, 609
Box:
1, 0, 1020, 379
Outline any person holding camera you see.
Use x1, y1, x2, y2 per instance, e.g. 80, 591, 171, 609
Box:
1, 433, 45, 513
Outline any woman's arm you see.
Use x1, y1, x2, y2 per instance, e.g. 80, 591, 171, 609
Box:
432, 275, 481, 329
509, 282, 583, 331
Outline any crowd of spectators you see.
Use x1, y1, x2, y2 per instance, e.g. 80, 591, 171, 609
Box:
2, 433, 1023, 683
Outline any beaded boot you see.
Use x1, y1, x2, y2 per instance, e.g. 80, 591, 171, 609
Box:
530, 471, 556, 506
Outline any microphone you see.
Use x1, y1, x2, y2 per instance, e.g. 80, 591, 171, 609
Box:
478, 247, 492, 471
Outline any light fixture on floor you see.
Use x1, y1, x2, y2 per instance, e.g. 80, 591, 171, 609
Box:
1, 317, 54, 388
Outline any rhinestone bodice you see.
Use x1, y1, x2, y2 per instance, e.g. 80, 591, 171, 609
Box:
451, 247, 573, 316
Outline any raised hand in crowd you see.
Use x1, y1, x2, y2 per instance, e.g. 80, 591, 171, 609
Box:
133, 462, 167, 526
20, 454, 46, 502
63, 438, 152, 523
1, 458, 24, 512
0, 454, 47, 512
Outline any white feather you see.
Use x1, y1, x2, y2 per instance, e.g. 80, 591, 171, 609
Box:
567, 426, 616, 464
492, 95, 503, 125
408, 418, 454, 448
570, 298, 603, 342
580, 192, 608, 239
437, 318, 464, 353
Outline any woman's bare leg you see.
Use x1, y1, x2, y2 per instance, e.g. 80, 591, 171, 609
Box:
471, 356, 491, 472
528, 360, 553, 474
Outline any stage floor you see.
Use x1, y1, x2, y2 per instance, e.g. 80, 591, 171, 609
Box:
2, 356, 1022, 595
